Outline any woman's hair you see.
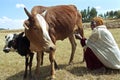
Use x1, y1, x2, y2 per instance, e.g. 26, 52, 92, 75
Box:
92, 17, 104, 26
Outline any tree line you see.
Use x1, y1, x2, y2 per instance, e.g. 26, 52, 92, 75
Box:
81, 7, 120, 22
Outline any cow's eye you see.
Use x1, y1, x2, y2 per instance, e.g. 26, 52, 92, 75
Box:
8, 41, 13, 47
33, 27, 39, 31
5, 36, 7, 38
33, 27, 37, 30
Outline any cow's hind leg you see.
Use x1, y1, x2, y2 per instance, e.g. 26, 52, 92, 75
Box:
68, 35, 77, 65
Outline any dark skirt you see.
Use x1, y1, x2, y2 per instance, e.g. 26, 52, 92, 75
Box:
84, 47, 105, 70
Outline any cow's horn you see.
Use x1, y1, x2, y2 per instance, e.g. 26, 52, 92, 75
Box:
24, 7, 32, 18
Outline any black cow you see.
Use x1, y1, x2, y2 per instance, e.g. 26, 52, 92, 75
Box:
3, 32, 44, 79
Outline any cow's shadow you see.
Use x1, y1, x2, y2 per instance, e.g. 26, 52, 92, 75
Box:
6, 62, 120, 80
6, 64, 68, 80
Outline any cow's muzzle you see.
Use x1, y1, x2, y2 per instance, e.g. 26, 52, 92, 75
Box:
44, 45, 56, 52
3, 48, 10, 53
49, 46, 56, 51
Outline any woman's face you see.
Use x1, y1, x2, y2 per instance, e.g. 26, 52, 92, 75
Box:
90, 21, 96, 30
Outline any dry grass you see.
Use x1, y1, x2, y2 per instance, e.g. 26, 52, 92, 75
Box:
0, 28, 120, 80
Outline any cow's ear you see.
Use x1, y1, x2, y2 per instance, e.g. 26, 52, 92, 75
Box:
5, 35, 7, 38
23, 22, 29, 30
13, 34, 17, 39
24, 7, 32, 18
13, 34, 17, 37
19, 32, 24, 36
23, 20, 30, 30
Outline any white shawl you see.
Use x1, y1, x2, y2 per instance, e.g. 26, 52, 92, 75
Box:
86, 25, 120, 69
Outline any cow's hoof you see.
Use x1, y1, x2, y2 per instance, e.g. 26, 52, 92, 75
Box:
50, 75, 56, 80
69, 61, 73, 65
23, 76, 28, 80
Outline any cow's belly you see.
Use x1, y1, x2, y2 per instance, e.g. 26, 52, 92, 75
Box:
56, 31, 73, 40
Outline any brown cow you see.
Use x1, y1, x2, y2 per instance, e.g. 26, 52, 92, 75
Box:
23, 5, 84, 79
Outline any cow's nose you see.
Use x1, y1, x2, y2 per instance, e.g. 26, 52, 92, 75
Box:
3, 49, 9, 53
49, 46, 56, 51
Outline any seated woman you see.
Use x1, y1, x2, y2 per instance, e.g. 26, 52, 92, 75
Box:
75, 17, 120, 70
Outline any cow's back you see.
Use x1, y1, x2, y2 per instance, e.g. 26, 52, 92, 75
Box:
45, 5, 79, 40
31, 6, 47, 16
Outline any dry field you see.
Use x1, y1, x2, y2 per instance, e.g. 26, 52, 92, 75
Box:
0, 28, 120, 80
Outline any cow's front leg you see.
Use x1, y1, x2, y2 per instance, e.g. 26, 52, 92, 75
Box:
28, 52, 34, 79
35, 52, 41, 79
23, 56, 29, 79
40, 51, 44, 65
49, 51, 56, 79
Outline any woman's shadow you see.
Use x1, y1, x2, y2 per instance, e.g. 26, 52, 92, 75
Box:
66, 62, 120, 77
